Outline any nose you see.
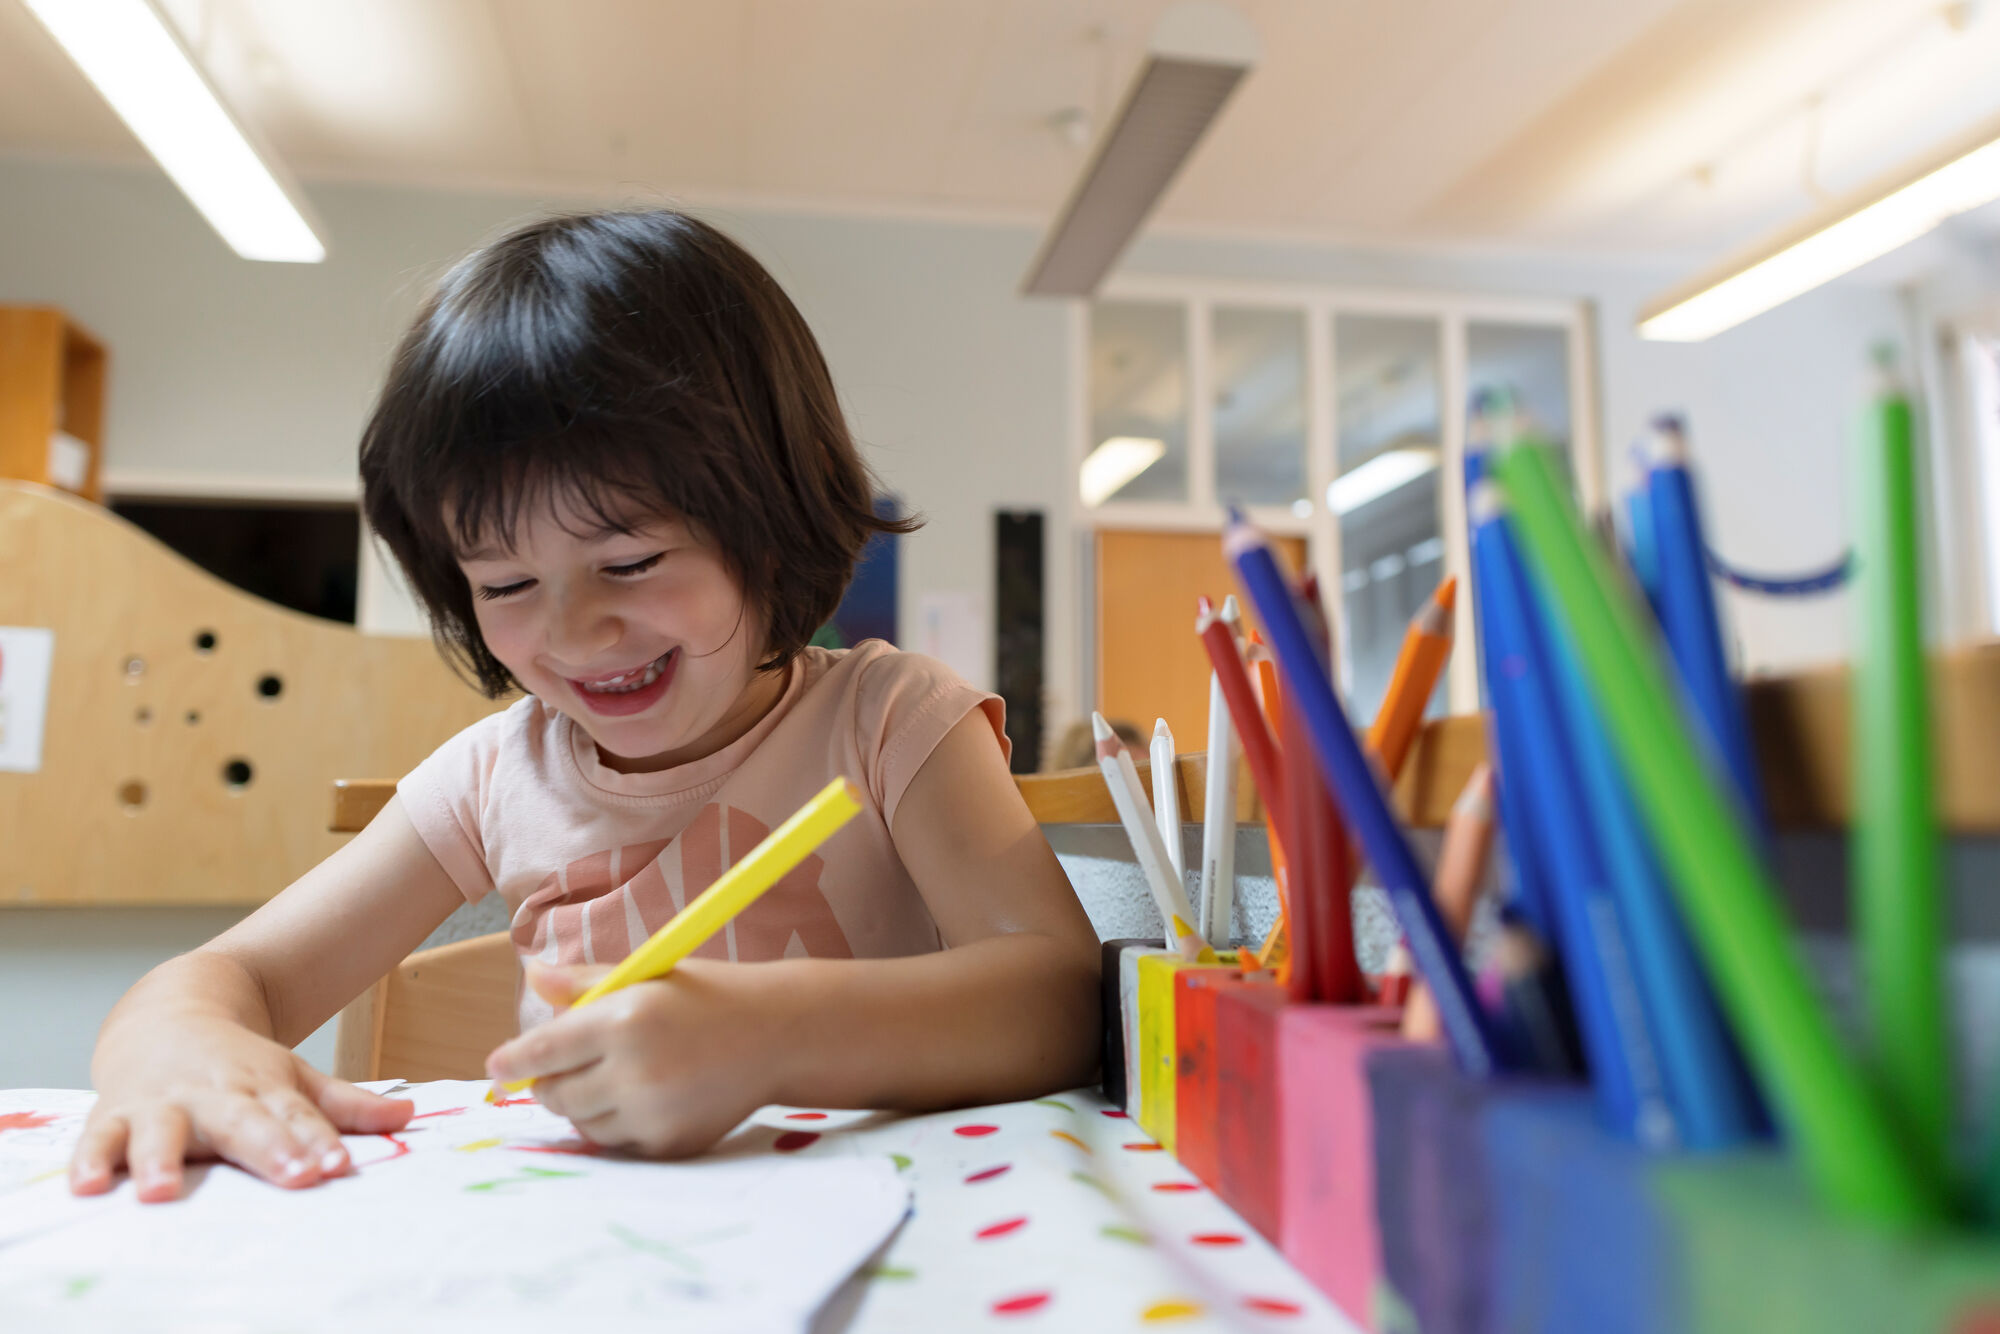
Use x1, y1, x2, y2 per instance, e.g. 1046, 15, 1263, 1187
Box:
546, 584, 621, 669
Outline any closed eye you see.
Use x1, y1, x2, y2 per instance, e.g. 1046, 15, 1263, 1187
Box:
475, 579, 535, 602
606, 553, 665, 578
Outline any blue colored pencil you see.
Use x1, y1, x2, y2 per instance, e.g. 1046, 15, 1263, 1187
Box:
1537, 571, 1767, 1149
1646, 415, 1770, 836
1224, 513, 1506, 1076
1624, 482, 1664, 619
1470, 475, 1676, 1142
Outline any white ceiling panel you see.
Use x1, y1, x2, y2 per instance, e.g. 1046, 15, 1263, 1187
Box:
4, 0, 2000, 260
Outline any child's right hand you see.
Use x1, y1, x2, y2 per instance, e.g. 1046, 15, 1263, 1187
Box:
69, 1016, 414, 1204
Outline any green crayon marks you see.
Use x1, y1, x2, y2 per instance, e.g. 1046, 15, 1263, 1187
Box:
464, 1165, 583, 1193
1101, 1224, 1153, 1245
890, 1153, 912, 1171
1033, 1098, 1075, 1113
865, 1265, 917, 1281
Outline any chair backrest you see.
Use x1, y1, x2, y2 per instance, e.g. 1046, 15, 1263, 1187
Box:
327, 721, 1488, 1083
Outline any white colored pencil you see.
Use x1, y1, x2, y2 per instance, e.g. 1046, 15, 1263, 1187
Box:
1198, 595, 1242, 948
1151, 719, 1184, 883
1095, 712, 1201, 954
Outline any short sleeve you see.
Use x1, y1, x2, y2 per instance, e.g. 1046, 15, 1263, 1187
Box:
851, 648, 1008, 830
396, 708, 509, 904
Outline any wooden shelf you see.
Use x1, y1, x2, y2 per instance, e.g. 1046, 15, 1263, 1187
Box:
0, 307, 106, 503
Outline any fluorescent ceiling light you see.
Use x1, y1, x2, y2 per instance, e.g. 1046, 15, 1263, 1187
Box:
1081, 436, 1167, 506
1022, 2, 1257, 296
1325, 448, 1438, 515
1640, 117, 2000, 342
22, 0, 325, 262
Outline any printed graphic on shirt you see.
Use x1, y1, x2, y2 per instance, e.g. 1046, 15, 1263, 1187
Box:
512, 803, 856, 971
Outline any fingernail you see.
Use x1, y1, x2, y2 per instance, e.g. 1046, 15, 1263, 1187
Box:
320, 1148, 348, 1174
281, 1157, 310, 1181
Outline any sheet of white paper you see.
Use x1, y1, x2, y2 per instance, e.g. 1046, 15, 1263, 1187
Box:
914, 591, 988, 690
0, 1081, 908, 1334
0, 626, 55, 774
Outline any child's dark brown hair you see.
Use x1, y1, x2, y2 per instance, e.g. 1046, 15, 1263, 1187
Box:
360, 208, 916, 697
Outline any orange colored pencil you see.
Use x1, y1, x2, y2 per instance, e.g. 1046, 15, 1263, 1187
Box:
1367, 576, 1458, 780
1247, 635, 1294, 977
1403, 764, 1497, 1041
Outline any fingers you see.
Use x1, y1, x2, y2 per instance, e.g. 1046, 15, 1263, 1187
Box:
298, 1064, 414, 1135
524, 960, 615, 1009
487, 1006, 611, 1088
260, 1088, 352, 1182
125, 1105, 193, 1203
532, 1059, 613, 1125
69, 1110, 129, 1196
191, 1093, 329, 1190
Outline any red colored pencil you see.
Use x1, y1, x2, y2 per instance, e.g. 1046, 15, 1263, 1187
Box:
1197, 598, 1292, 869
1295, 576, 1362, 1003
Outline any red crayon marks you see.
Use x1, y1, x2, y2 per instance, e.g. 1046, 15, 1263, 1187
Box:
1122, 1142, 1164, 1152
954, 1123, 999, 1138
510, 1141, 601, 1157
491, 1096, 537, 1109
785, 1111, 828, 1121
377, 1133, 411, 1162
991, 1290, 1051, 1316
1151, 1181, 1201, 1193
773, 1131, 821, 1152
963, 1164, 1012, 1184
975, 1216, 1029, 1240
410, 1107, 469, 1120
0, 1112, 56, 1133
1099, 1108, 1129, 1118
1243, 1296, 1304, 1317
1191, 1232, 1245, 1247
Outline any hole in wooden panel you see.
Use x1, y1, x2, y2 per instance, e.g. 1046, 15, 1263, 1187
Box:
186, 710, 201, 725
117, 779, 147, 812
193, 630, 218, 653
222, 758, 253, 791
122, 656, 145, 680
135, 707, 152, 725
256, 674, 283, 700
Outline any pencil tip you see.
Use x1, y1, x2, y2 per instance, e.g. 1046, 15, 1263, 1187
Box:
1221, 593, 1240, 622
1435, 575, 1457, 611
1153, 718, 1171, 740
1196, 594, 1213, 616
1091, 711, 1112, 741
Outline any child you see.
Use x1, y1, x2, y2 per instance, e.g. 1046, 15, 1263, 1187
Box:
70, 210, 1101, 1203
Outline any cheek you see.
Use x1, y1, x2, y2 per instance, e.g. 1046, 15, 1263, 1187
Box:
472, 605, 536, 673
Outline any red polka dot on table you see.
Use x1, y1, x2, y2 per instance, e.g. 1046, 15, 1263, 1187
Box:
772, 1131, 820, 1152
1100, 1108, 1128, 1118
1150, 1181, 1201, 1193
1190, 1232, 1245, 1246
1122, 1142, 1164, 1152
955, 1123, 1000, 1137
991, 1290, 1052, 1316
785, 1111, 827, 1121
975, 1216, 1029, 1240
964, 1164, 1012, 1184
1242, 1296, 1305, 1317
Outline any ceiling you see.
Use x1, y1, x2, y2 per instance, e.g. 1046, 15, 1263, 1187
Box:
5, 0, 2000, 260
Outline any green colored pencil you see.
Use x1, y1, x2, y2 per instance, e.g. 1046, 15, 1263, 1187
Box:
1854, 369, 1949, 1188
1493, 440, 1942, 1226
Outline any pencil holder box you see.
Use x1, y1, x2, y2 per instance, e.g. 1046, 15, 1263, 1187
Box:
1135, 952, 1239, 1152
1366, 1044, 1507, 1334
1480, 1088, 1678, 1334
1650, 1151, 2000, 1333
1212, 987, 1409, 1327
1172, 965, 1250, 1191
1119, 944, 1177, 1119
1101, 938, 1163, 1110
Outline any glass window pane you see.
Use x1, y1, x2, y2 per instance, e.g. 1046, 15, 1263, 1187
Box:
1333, 313, 1446, 721
1467, 322, 1572, 460
1213, 306, 1307, 508
1087, 302, 1187, 505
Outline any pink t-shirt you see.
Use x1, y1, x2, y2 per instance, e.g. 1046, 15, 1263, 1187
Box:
398, 641, 1005, 1030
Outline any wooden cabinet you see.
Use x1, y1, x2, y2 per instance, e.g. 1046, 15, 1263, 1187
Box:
0, 306, 105, 502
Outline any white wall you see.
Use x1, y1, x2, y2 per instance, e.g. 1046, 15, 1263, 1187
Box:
1, 155, 1979, 1089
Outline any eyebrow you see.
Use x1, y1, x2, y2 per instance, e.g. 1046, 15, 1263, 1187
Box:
456, 517, 677, 565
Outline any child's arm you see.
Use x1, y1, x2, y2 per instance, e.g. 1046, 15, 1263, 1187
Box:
71, 798, 467, 1201
488, 713, 1103, 1155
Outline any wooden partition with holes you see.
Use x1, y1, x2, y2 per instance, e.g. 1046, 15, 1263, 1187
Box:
0, 481, 505, 905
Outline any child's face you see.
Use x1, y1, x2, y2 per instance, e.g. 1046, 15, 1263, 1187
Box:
454, 495, 774, 772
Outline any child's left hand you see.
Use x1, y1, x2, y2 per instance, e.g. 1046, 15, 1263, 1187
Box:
486, 959, 782, 1158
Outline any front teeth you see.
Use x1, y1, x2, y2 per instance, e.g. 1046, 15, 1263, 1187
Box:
580, 652, 671, 694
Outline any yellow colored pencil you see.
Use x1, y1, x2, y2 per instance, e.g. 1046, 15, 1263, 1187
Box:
490, 775, 864, 1096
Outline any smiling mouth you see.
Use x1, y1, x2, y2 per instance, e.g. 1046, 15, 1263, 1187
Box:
571, 649, 676, 695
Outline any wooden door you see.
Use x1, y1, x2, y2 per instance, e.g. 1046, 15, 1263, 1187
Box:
1096, 529, 1308, 752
